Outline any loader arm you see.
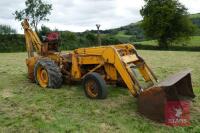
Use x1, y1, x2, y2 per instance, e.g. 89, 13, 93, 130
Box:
21, 19, 42, 58
102, 44, 159, 96
74, 44, 158, 96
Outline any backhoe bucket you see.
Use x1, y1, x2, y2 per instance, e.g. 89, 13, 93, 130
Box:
138, 70, 195, 122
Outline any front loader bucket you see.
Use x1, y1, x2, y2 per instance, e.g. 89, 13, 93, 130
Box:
137, 70, 195, 122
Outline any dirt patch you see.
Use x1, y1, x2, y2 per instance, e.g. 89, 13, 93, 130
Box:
100, 122, 120, 133
1, 89, 13, 98
100, 123, 113, 133
101, 95, 130, 109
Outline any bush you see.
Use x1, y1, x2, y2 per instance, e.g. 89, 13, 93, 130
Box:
0, 34, 25, 52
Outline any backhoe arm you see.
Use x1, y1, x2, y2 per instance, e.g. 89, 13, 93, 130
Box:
21, 19, 42, 58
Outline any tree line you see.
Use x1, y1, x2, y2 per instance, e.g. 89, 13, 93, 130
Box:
1, 0, 200, 52
1, 15, 200, 52
0, 25, 124, 52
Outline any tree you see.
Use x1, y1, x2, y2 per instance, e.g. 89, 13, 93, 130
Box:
14, 0, 52, 32
85, 32, 97, 45
39, 25, 52, 36
140, 0, 195, 48
0, 25, 16, 34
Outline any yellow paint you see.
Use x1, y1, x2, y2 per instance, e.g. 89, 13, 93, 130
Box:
71, 53, 81, 79
36, 65, 48, 88
104, 64, 117, 80
78, 55, 102, 64
121, 55, 138, 64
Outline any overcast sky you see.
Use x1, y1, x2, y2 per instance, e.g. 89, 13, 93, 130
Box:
0, 0, 200, 33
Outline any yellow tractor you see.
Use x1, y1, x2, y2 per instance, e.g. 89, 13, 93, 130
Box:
21, 19, 195, 122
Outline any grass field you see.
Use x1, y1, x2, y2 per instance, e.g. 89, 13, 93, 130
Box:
0, 51, 200, 133
135, 36, 200, 47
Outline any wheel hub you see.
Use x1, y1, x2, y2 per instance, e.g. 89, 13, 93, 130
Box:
37, 66, 48, 88
86, 80, 98, 97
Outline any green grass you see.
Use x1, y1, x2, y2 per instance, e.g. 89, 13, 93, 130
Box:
0, 51, 200, 132
134, 40, 158, 46
114, 31, 133, 42
115, 31, 132, 38
188, 36, 200, 47
135, 36, 200, 47
190, 13, 200, 19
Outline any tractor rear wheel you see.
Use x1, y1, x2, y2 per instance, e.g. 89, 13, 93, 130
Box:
83, 72, 107, 99
34, 59, 63, 88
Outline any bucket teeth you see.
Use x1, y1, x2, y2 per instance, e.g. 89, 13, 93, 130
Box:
137, 70, 195, 122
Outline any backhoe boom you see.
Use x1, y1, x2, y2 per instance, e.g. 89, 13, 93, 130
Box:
21, 19, 42, 58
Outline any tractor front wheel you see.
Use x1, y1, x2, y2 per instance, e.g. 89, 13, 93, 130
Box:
83, 72, 107, 99
34, 59, 63, 88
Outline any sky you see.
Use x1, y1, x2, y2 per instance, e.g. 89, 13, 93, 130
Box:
0, 0, 200, 33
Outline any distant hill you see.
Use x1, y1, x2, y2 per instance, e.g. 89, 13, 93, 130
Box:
86, 13, 200, 42
86, 21, 145, 42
